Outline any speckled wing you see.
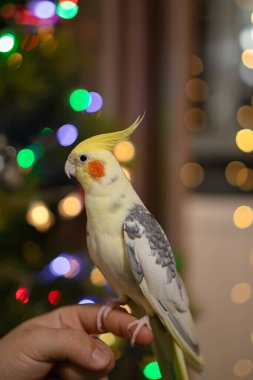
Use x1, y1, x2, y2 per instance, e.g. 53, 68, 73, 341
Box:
123, 204, 203, 369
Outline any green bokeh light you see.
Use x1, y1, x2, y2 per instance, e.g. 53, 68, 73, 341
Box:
0, 33, 15, 53
143, 361, 161, 380
17, 149, 35, 169
56, 2, 79, 19
69, 89, 92, 111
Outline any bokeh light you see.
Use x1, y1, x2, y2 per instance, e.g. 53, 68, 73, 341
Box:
190, 55, 204, 76
17, 148, 35, 169
26, 201, 54, 232
114, 141, 135, 162
237, 105, 253, 129
121, 166, 132, 181
185, 78, 209, 102
183, 107, 207, 132
239, 26, 253, 50
233, 359, 253, 377
233, 205, 253, 229
242, 49, 253, 69
15, 287, 30, 304
143, 361, 161, 380
7, 53, 22, 69
99, 332, 116, 347
58, 192, 83, 219
48, 290, 62, 305
85, 92, 103, 113
90, 267, 106, 286
21, 34, 40, 52
56, 124, 78, 146
236, 129, 253, 153
230, 282, 252, 304
64, 257, 81, 278
225, 161, 246, 186
56, 1, 79, 19
236, 168, 253, 191
0, 33, 15, 53
69, 89, 92, 111
33, 1, 56, 19
180, 162, 205, 188
49, 256, 71, 276
78, 297, 96, 305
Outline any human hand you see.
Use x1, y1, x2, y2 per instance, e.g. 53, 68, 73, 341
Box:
0, 304, 153, 380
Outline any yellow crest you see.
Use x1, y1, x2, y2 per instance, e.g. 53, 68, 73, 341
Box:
72, 114, 144, 154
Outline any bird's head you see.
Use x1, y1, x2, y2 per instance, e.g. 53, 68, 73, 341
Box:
64, 115, 143, 192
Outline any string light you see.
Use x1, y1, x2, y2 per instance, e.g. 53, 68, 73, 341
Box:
26, 201, 54, 232
69, 89, 91, 111
15, 287, 30, 304
99, 333, 116, 347
85, 92, 103, 113
143, 361, 161, 380
236, 105, 253, 129
58, 192, 83, 219
17, 148, 35, 169
0, 33, 15, 53
48, 290, 62, 305
230, 282, 252, 304
32, 1, 56, 19
233, 359, 253, 377
78, 297, 96, 305
233, 205, 253, 229
90, 267, 106, 286
49, 256, 71, 276
56, 124, 78, 146
180, 162, 204, 188
242, 49, 253, 69
190, 55, 204, 76
225, 161, 246, 186
56, 1, 79, 19
185, 78, 209, 102
7, 53, 23, 69
114, 141, 136, 162
235, 129, 253, 153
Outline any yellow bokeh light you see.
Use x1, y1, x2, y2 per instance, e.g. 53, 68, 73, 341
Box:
121, 304, 132, 314
230, 282, 252, 304
26, 202, 54, 232
121, 166, 132, 181
7, 53, 22, 70
236, 129, 253, 153
183, 107, 207, 132
99, 332, 116, 346
114, 141, 135, 162
236, 168, 253, 191
236, 105, 253, 129
242, 49, 253, 69
233, 359, 253, 377
190, 55, 204, 76
90, 267, 106, 286
58, 192, 83, 219
185, 78, 209, 102
180, 162, 204, 188
233, 205, 253, 229
225, 161, 246, 186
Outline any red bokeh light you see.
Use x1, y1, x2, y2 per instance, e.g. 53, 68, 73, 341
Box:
15, 287, 30, 304
59, 0, 79, 4
48, 290, 62, 305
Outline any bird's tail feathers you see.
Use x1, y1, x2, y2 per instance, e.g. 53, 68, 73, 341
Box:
151, 316, 189, 380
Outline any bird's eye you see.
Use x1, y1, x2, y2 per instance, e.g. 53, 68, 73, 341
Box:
80, 154, 88, 162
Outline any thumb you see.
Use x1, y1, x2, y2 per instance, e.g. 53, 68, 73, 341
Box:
30, 326, 115, 372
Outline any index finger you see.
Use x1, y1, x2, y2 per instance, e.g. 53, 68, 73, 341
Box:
41, 304, 153, 347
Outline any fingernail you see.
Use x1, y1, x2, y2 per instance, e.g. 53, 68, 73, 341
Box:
92, 345, 111, 367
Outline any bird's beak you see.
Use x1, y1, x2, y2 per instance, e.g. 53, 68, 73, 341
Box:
64, 156, 76, 179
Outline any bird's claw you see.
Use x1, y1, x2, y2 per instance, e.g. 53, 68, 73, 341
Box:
96, 299, 123, 332
127, 315, 151, 346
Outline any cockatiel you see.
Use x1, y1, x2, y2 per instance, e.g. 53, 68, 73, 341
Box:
64, 116, 204, 380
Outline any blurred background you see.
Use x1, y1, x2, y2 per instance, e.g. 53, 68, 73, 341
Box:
0, 0, 253, 379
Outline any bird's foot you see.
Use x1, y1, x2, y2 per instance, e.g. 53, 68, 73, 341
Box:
96, 299, 123, 332
127, 315, 152, 346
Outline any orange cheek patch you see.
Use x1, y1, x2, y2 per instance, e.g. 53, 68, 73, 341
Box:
87, 160, 105, 180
